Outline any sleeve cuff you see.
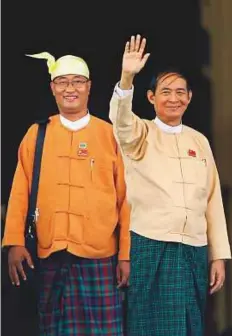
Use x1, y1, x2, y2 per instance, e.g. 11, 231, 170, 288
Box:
118, 237, 130, 260
2, 235, 25, 248
118, 250, 130, 261
114, 82, 134, 98
208, 248, 232, 261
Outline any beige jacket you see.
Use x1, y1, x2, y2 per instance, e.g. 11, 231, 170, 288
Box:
109, 89, 231, 261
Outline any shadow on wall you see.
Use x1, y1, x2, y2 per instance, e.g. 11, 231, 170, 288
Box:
221, 328, 232, 336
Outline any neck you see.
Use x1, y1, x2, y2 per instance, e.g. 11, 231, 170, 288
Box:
60, 109, 88, 121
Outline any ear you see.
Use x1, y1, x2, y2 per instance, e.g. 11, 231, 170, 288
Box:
188, 90, 192, 104
87, 80, 92, 94
50, 81, 55, 96
147, 89, 156, 105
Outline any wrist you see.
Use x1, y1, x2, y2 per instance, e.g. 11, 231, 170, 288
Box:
120, 73, 135, 89
211, 259, 226, 263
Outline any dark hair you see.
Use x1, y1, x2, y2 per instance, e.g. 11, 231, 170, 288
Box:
149, 67, 192, 93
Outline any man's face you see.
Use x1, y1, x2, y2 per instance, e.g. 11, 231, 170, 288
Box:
50, 74, 91, 114
147, 73, 192, 125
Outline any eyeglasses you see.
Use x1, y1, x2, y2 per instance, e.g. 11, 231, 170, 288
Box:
53, 79, 89, 91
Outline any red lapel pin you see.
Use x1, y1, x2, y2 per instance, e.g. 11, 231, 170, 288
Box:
188, 149, 196, 157
78, 148, 88, 157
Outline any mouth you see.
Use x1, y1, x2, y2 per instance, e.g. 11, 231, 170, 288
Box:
64, 95, 78, 102
166, 106, 181, 112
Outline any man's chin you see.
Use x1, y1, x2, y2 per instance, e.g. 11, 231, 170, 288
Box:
166, 111, 184, 119
62, 105, 81, 113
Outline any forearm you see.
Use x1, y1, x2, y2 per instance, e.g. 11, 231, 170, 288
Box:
207, 202, 231, 261
118, 198, 130, 260
206, 178, 231, 260
115, 153, 131, 260
2, 194, 28, 247
110, 72, 135, 125
118, 212, 131, 261
2, 158, 30, 247
109, 84, 134, 126
119, 72, 135, 90
109, 86, 148, 160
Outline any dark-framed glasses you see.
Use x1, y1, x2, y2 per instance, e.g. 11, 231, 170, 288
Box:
53, 78, 89, 90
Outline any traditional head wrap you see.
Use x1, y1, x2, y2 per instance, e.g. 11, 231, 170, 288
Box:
26, 52, 90, 80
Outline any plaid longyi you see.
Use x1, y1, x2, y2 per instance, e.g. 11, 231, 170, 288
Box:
38, 251, 123, 336
127, 232, 208, 336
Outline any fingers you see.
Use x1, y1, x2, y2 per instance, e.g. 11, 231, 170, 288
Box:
210, 268, 216, 288
210, 276, 224, 294
116, 263, 130, 288
9, 260, 29, 286
9, 265, 15, 285
130, 35, 135, 52
135, 34, 141, 52
141, 53, 150, 67
116, 264, 126, 288
138, 36, 147, 55
210, 266, 225, 294
8, 248, 34, 286
116, 264, 121, 285
124, 41, 130, 54
25, 251, 34, 269
9, 264, 20, 286
117, 275, 128, 289
125, 34, 147, 54
16, 260, 27, 281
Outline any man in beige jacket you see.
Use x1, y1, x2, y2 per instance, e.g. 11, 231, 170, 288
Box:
109, 35, 231, 336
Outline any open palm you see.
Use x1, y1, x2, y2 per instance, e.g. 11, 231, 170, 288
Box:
122, 35, 150, 75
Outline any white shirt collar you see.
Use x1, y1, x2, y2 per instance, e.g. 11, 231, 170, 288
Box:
154, 117, 182, 134
60, 112, 90, 131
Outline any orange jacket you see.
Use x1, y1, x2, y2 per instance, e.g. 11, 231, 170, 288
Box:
2, 115, 130, 260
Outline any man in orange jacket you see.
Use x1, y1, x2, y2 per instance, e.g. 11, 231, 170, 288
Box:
2, 52, 130, 335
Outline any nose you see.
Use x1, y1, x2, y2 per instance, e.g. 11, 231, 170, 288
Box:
168, 92, 178, 102
66, 82, 76, 92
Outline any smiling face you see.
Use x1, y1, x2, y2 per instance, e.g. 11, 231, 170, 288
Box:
50, 74, 91, 119
147, 72, 192, 126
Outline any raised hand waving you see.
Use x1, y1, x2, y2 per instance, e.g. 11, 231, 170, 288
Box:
122, 35, 150, 75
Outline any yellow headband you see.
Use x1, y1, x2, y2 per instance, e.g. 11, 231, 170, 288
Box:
25, 52, 90, 80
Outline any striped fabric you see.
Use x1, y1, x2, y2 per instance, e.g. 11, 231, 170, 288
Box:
127, 232, 208, 336
38, 251, 123, 335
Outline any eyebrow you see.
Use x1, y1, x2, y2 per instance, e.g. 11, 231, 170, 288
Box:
55, 76, 67, 81
160, 87, 187, 91
72, 76, 86, 80
55, 76, 85, 81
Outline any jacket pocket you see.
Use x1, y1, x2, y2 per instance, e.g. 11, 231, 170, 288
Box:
37, 212, 54, 249
90, 158, 115, 191
181, 157, 208, 190
195, 158, 208, 190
